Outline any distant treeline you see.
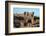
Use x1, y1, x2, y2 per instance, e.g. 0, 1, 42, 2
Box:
34, 16, 39, 19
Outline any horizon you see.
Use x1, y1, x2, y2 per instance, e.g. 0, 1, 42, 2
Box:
13, 8, 40, 17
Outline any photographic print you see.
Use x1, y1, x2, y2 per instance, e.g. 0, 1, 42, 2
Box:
5, 1, 45, 35
13, 8, 40, 28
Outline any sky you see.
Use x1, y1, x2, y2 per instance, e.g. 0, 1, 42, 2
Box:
13, 8, 40, 17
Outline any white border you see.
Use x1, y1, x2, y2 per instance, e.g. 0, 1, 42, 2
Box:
9, 3, 43, 33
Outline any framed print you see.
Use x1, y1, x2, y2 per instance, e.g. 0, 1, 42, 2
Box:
5, 1, 45, 35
